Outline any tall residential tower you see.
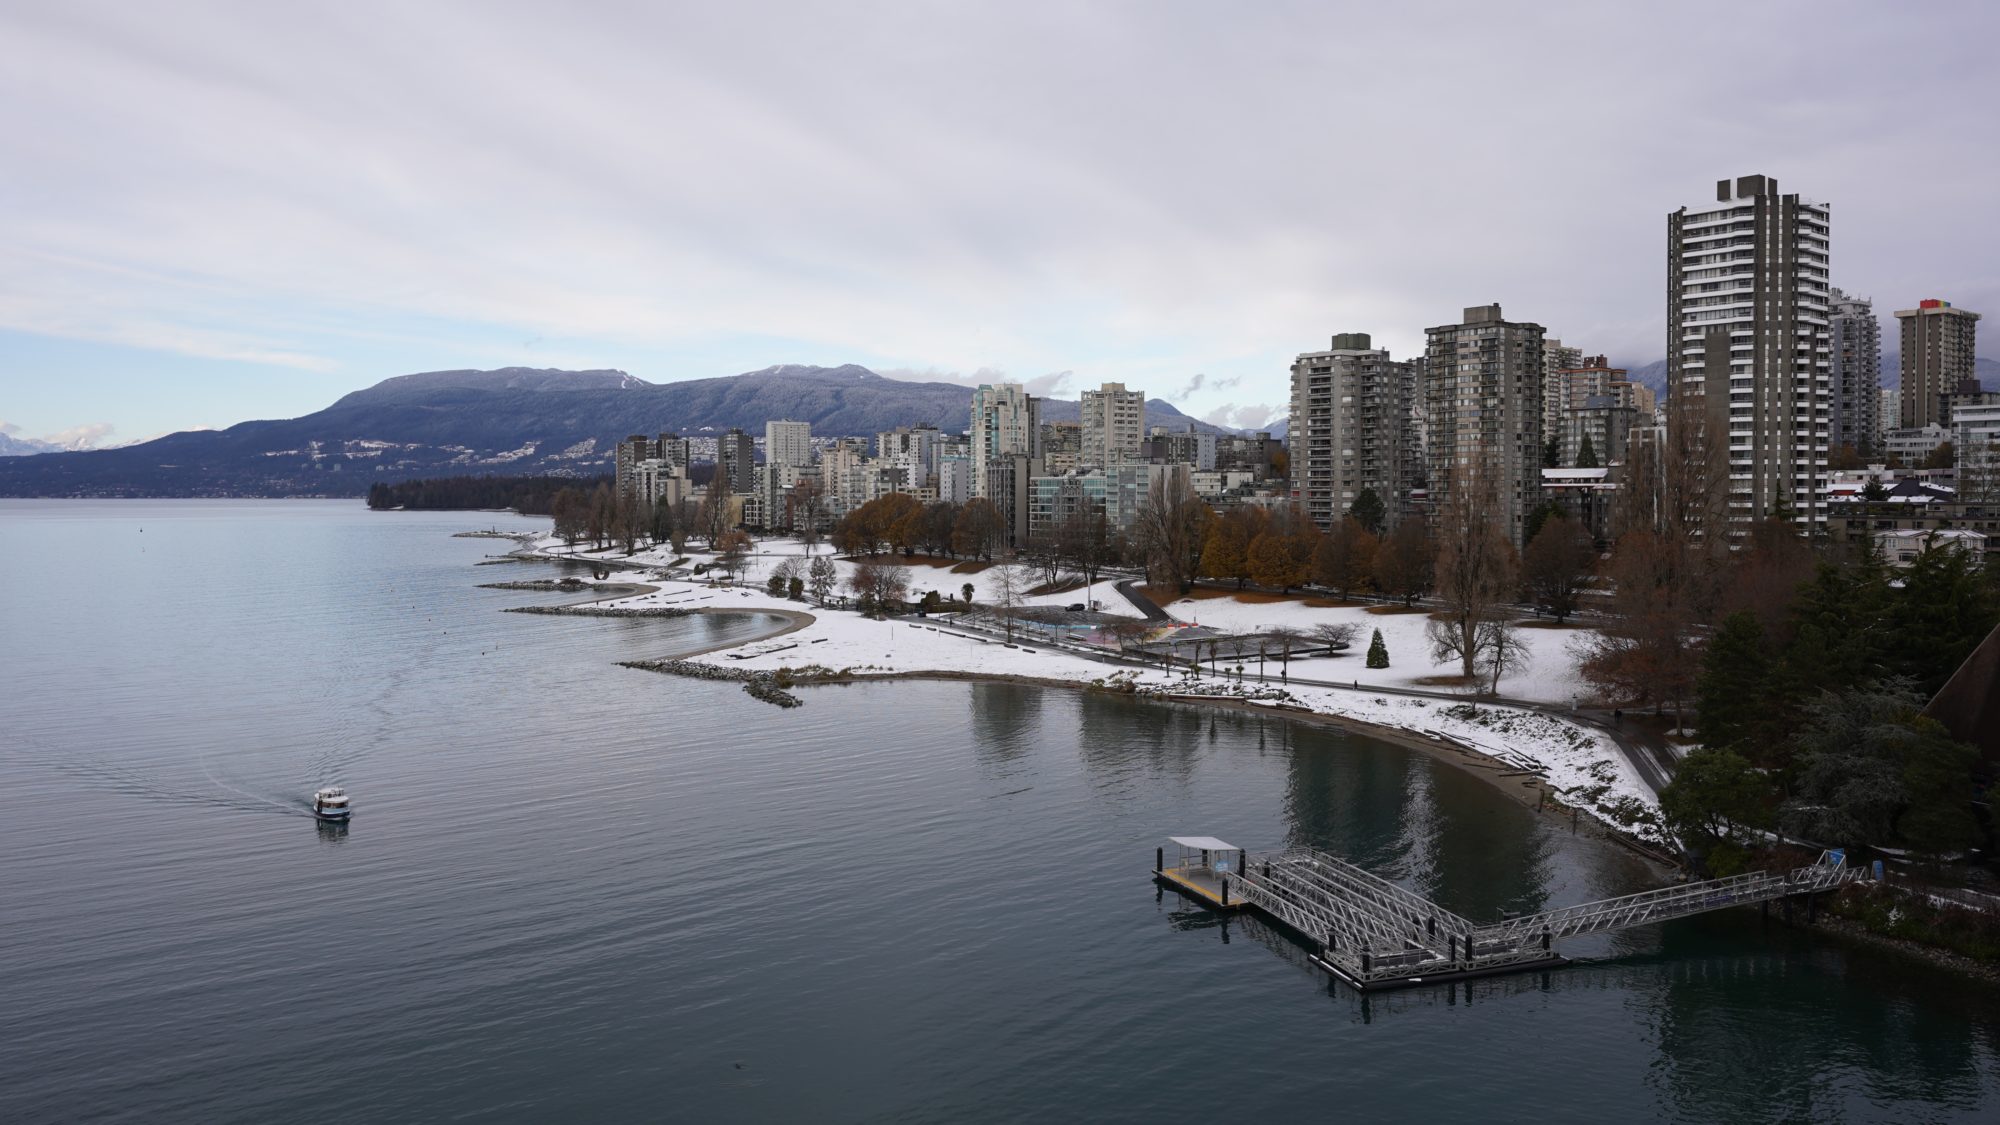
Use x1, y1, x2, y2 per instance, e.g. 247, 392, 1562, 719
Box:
1827, 289, 1881, 458
1667, 174, 1831, 526
1895, 299, 1981, 430
1289, 333, 1418, 529
969, 382, 1041, 499
1079, 382, 1145, 467
1424, 305, 1546, 544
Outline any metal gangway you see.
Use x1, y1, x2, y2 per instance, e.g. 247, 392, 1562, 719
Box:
1212, 846, 1859, 991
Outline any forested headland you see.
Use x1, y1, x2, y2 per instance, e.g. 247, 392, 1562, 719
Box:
365, 474, 612, 515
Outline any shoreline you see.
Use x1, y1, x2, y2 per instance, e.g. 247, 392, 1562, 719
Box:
499, 535, 1665, 853
669, 608, 817, 659
619, 653, 1679, 871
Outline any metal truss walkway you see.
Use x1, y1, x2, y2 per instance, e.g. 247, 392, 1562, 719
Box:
1164, 843, 1859, 991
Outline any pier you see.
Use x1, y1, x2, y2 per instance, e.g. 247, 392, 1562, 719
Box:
1155, 838, 1859, 991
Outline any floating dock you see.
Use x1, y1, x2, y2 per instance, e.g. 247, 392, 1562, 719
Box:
1155, 837, 1858, 992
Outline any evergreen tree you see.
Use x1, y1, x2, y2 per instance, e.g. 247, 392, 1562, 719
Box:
1543, 435, 1562, 468
1348, 489, 1387, 535
1522, 500, 1565, 548
1575, 433, 1598, 468
1366, 628, 1389, 669
1887, 540, 1999, 694
1781, 556, 1891, 703
1659, 748, 1768, 874
1694, 612, 1772, 755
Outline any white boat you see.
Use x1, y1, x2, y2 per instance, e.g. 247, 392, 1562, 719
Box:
312, 786, 352, 821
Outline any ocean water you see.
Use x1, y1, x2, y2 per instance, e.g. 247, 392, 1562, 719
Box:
1, 499, 1996, 1123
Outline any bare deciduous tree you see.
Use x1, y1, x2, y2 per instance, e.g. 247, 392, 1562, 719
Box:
1477, 616, 1532, 694
1056, 504, 1112, 588
989, 562, 1027, 641
698, 472, 733, 548
713, 529, 753, 583
1130, 469, 1211, 594
1429, 467, 1519, 678
789, 478, 826, 551
1373, 518, 1434, 606
1312, 516, 1378, 601
1312, 622, 1360, 651
1520, 512, 1596, 622
848, 559, 910, 615
952, 499, 1003, 560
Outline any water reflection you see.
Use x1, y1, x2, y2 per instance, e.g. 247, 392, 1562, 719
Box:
314, 819, 349, 845
967, 682, 1042, 773
1076, 692, 1203, 788
1643, 916, 2000, 1121
1281, 722, 1417, 869
1414, 764, 1555, 924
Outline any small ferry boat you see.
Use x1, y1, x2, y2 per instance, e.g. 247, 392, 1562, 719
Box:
311, 786, 352, 821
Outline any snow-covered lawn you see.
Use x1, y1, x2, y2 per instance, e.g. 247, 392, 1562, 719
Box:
513, 534, 1657, 836
1160, 593, 1592, 706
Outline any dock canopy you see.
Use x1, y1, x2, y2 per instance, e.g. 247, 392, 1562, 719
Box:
1168, 836, 1238, 852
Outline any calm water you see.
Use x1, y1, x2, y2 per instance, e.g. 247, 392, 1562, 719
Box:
2, 500, 1997, 1123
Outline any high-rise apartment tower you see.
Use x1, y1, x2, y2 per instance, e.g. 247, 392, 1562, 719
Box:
764, 420, 813, 469
1080, 382, 1145, 467
1667, 174, 1831, 525
1895, 299, 1981, 430
969, 383, 1041, 498
1289, 333, 1418, 529
1424, 305, 1546, 544
1827, 290, 1880, 458
1541, 339, 1583, 442
717, 428, 757, 493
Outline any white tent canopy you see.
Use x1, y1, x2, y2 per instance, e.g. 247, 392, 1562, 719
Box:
1168, 836, 1239, 852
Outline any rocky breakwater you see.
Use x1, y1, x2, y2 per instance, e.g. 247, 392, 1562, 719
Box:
620, 658, 803, 708
505, 603, 690, 618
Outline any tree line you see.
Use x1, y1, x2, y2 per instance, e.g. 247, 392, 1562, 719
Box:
365, 474, 611, 514
1536, 408, 2000, 871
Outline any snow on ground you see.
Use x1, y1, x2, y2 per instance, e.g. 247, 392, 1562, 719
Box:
514, 534, 1657, 835
1160, 593, 1592, 705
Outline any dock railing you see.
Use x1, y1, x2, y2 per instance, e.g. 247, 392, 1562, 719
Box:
1202, 845, 1862, 989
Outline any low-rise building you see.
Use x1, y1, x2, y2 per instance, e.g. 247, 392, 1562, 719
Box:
1883, 423, 1953, 466
1830, 491, 2000, 569
1539, 466, 1621, 543
1876, 528, 1986, 569
1027, 464, 1189, 542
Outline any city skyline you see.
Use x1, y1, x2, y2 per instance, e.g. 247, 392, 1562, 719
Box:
3, 2, 1998, 446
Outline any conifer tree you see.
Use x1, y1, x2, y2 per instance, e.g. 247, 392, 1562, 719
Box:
1348, 489, 1387, 535
1366, 628, 1389, 669
1694, 612, 1771, 755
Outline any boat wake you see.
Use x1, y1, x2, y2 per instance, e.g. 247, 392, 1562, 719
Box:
1, 732, 317, 818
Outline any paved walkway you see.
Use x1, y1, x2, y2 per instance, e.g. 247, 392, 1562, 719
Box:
1113, 579, 1171, 621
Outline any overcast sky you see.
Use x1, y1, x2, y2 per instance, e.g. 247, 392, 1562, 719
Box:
2, 0, 1996, 446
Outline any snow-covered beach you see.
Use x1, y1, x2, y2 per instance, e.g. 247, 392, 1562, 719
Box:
502, 533, 1666, 846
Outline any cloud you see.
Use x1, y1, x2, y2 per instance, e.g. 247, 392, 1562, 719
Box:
876, 366, 1075, 399
1174, 372, 1242, 400
43, 422, 116, 449
2, 1, 1997, 440
875, 366, 1011, 388
1023, 371, 1074, 398
1201, 402, 1283, 430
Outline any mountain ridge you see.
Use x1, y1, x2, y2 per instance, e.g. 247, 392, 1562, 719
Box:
0, 364, 1237, 497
